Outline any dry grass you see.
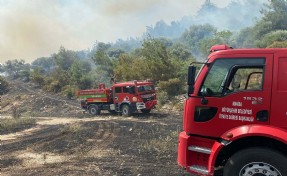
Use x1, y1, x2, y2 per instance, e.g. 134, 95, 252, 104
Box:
0, 117, 36, 134
60, 123, 82, 134
141, 128, 180, 161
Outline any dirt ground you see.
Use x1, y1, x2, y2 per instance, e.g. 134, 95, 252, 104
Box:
0, 80, 189, 176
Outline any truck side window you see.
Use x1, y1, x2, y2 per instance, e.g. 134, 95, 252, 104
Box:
115, 87, 122, 93
200, 58, 265, 97
123, 86, 129, 93
123, 86, 135, 94
227, 68, 263, 93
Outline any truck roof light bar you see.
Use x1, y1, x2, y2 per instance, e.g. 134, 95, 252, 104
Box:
210, 44, 233, 52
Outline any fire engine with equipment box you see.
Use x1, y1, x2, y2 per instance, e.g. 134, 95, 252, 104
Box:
77, 80, 157, 116
177, 44, 287, 176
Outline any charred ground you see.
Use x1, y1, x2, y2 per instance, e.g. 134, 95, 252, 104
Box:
0, 80, 188, 176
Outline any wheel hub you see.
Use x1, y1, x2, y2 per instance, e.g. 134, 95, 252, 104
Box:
240, 162, 282, 176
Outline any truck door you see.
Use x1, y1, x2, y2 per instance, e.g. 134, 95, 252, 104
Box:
113, 86, 121, 105
270, 53, 287, 130
187, 54, 273, 137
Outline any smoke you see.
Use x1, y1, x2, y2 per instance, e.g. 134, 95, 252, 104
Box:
0, 0, 266, 63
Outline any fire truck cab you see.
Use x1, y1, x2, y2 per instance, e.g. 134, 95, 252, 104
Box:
178, 45, 287, 175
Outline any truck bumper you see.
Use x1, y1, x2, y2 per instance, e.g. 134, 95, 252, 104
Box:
178, 132, 223, 176
144, 100, 157, 109
136, 102, 146, 109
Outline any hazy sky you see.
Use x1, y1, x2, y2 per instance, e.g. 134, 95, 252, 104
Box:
0, 0, 258, 63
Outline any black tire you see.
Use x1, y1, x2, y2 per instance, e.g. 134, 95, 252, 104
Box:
223, 147, 287, 176
141, 109, 151, 114
88, 105, 100, 115
121, 104, 132, 117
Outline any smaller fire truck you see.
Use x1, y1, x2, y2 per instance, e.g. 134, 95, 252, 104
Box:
76, 80, 157, 116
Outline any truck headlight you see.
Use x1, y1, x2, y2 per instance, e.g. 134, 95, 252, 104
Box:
132, 97, 138, 102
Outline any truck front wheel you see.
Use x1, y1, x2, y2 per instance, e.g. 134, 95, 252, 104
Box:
223, 147, 287, 176
88, 105, 101, 115
121, 104, 132, 117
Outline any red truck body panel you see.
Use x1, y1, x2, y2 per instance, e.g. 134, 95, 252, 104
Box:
178, 46, 287, 175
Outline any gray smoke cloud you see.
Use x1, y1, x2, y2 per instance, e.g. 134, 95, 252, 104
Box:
0, 0, 263, 63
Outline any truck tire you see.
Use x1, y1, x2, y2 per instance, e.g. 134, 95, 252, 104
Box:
88, 105, 101, 115
223, 147, 287, 176
141, 109, 151, 114
121, 104, 132, 117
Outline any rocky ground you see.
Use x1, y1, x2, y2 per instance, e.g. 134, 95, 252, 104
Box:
0, 80, 190, 176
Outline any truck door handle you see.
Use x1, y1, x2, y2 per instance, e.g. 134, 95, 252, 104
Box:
256, 110, 269, 122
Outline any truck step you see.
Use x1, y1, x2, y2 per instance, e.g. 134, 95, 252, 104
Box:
188, 145, 211, 154
189, 165, 208, 175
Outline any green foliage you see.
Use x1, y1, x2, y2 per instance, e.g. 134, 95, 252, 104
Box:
30, 67, 45, 87
199, 30, 233, 57
91, 42, 115, 77
69, 60, 92, 85
236, 0, 287, 48
77, 75, 93, 90
62, 85, 77, 99
0, 76, 9, 94
261, 0, 287, 31
140, 38, 176, 81
156, 90, 168, 106
32, 57, 55, 72
6, 0, 287, 107
234, 27, 257, 47
180, 24, 217, 56
3, 59, 31, 78
115, 38, 181, 83
267, 41, 287, 48
114, 54, 142, 81
18, 69, 30, 81
44, 68, 70, 93
169, 42, 192, 61
0, 117, 36, 134
53, 46, 77, 71
158, 78, 184, 97
256, 30, 287, 48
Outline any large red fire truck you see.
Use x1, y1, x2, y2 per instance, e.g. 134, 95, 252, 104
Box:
77, 80, 157, 116
177, 44, 287, 175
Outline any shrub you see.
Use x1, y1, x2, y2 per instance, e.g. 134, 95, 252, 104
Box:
157, 78, 184, 97
0, 117, 36, 134
156, 90, 168, 106
0, 76, 9, 94
11, 105, 21, 118
62, 85, 77, 99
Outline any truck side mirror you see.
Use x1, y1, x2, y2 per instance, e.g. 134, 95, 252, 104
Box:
187, 65, 196, 96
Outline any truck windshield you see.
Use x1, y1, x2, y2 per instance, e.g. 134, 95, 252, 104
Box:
200, 58, 265, 96
137, 85, 155, 93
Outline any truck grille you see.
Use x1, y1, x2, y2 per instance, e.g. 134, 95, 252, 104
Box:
141, 94, 155, 102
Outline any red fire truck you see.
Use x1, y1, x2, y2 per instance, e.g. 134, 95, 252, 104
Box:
177, 44, 287, 175
77, 80, 157, 116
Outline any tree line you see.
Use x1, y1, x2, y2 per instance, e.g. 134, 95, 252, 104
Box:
1, 0, 287, 100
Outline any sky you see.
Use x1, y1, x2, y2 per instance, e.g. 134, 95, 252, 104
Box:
0, 0, 261, 63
